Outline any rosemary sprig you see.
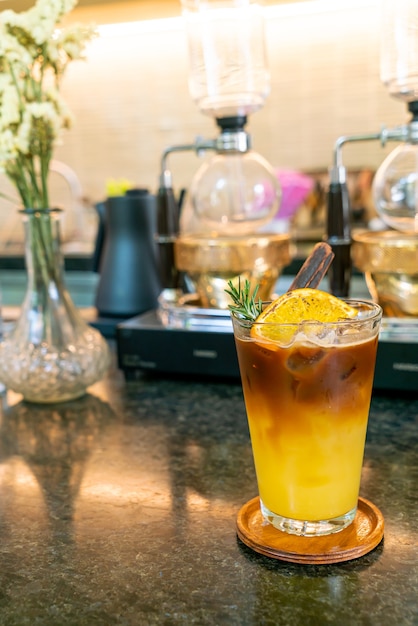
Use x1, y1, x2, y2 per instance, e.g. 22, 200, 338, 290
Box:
225, 278, 263, 321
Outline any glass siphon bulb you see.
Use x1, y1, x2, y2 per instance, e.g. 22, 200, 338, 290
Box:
186, 150, 280, 236
372, 143, 418, 232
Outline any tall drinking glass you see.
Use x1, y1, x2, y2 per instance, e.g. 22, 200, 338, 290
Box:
231, 299, 382, 536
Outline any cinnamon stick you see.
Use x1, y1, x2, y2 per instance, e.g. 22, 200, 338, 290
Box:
288, 242, 335, 291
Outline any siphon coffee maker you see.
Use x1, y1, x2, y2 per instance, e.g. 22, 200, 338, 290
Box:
155, 0, 290, 312
327, 0, 418, 318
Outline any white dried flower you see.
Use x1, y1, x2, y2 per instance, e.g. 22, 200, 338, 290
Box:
0, 128, 17, 162
0, 84, 20, 128
0, 0, 96, 209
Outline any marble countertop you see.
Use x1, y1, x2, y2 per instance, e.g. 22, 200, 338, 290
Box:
0, 360, 416, 626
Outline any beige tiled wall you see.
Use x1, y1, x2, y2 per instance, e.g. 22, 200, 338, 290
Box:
0, 1, 408, 247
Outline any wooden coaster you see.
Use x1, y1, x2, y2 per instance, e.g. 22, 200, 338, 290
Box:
237, 496, 384, 564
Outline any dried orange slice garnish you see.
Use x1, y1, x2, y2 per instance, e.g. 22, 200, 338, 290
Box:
250, 288, 358, 344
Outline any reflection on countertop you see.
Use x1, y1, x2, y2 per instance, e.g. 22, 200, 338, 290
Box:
0, 352, 416, 625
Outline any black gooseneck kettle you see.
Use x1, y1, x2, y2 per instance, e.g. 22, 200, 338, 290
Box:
93, 190, 162, 318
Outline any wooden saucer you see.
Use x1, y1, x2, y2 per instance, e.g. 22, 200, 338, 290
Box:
237, 496, 384, 564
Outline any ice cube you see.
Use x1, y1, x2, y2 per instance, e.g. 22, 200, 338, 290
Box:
286, 346, 326, 379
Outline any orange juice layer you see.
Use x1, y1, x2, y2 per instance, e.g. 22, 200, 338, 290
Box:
235, 335, 379, 521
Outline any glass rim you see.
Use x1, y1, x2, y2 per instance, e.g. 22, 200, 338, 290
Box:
231, 298, 383, 328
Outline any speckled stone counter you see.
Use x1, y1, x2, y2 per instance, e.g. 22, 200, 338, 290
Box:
0, 360, 416, 626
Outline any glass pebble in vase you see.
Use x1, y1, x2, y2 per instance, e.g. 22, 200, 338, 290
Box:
0, 209, 110, 403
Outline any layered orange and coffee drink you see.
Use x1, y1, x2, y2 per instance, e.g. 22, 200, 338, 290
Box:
231, 288, 382, 536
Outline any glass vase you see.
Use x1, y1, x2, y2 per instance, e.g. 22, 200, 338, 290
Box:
0, 209, 110, 403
